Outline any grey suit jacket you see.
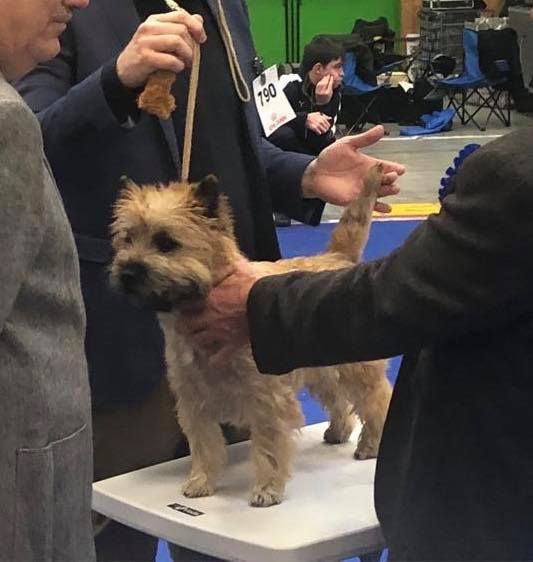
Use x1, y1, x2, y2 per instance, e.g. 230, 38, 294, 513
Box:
0, 73, 95, 561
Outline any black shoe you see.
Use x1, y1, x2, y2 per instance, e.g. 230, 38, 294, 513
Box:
273, 212, 291, 227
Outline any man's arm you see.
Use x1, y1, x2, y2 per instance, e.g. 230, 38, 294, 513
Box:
248, 131, 533, 374
0, 102, 44, 331
16, 27, 124, 149
259, 137, 324, 225
283, 80, 335, 137
17, 10, 206, 150
259, 125, 404, 224
316, 86, 342, 120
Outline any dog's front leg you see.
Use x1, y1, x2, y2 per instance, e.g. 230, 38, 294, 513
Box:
178, 402, 227, 498
248, 418, 296, 508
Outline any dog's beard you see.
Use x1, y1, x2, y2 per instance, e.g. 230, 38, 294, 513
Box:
143, 292, 176, 312
115, 277, 206, 312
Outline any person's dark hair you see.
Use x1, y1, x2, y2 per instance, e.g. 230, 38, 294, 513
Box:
300, 37, 345, 76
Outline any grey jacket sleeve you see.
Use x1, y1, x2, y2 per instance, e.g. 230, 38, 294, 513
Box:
247, 130, 533, 374
0, 102, 45, 331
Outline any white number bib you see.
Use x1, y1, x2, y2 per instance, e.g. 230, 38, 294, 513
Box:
253, 65, 296, 137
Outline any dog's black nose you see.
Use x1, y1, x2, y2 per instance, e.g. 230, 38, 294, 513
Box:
119, 262, 147, 292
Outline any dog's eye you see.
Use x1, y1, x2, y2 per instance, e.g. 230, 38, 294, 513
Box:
123, 234, 132, 245
153, 232, 180, 253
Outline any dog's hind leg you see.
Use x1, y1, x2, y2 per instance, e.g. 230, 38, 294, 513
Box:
178, 402, 226, 498
338, 362, 392, 460
305, 368, 357, 445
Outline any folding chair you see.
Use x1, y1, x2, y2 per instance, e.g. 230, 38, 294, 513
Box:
438, 28, 512, 131
341, 51, 383, 134
352, 17, 407, 74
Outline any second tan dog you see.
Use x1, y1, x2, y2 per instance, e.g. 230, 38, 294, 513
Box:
110, 166, 392, 507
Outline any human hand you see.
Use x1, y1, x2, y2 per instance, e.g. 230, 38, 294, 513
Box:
301, 125, 405, 212
315, 74, 334, 105
306, 112, 332, 135
181, 258, 268, 365
116, 9, 207, 89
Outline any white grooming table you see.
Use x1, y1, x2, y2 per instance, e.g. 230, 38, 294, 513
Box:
92, 422, 384, 562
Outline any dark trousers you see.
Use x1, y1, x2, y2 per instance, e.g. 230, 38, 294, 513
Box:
269, 125, 335, 156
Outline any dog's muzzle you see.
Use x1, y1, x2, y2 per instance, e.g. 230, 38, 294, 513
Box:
116, 262, 206, 312
148, 282, 205, 313
118, 262, 148, 295
168, 280, 206, 306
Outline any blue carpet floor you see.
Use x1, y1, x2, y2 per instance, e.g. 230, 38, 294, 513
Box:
157, 219, 421, 562
277, 220, 419, 262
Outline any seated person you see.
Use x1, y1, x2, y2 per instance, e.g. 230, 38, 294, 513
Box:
270, 37, 344, 156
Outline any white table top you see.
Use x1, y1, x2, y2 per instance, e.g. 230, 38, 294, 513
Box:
93, 422, 383, 562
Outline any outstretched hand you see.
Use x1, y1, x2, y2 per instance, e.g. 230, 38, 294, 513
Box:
302, 125, 405, 213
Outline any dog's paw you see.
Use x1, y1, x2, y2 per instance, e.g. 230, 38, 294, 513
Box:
323, 425, 352, 445
182, 476, 215, 498
353, 443, 378, 460
249, 486, 283, 508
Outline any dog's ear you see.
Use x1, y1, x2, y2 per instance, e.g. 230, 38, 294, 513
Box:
194, 175, 220, 218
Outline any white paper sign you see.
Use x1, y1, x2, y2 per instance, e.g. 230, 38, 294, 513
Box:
253, 65, 296, 137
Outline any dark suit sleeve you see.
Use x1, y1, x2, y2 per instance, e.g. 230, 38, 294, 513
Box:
247, 132, 533, 374
259, 138, 324, 225
16, 27, 131, 152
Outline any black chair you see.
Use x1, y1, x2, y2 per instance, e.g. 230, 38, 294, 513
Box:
352, 18, 406, 73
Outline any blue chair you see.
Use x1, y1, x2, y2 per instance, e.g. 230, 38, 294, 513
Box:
438, 28, 511, 131
342, 51, 383, 134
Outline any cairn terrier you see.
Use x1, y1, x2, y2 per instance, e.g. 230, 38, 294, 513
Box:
110, 166, 392, 507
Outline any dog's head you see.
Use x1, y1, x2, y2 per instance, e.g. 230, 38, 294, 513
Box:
110, 175, 236, 312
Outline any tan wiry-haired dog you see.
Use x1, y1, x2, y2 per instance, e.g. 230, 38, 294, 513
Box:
110, 166, 392, 507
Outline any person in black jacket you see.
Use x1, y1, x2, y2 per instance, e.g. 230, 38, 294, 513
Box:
184, 128, 533, 561
270, 37, 345, 156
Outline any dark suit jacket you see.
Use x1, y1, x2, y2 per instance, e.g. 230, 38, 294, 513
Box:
247, 128, 533, 560
17, 0, 323, 410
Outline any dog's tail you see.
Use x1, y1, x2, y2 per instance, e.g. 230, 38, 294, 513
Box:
326, 164, 383, 263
